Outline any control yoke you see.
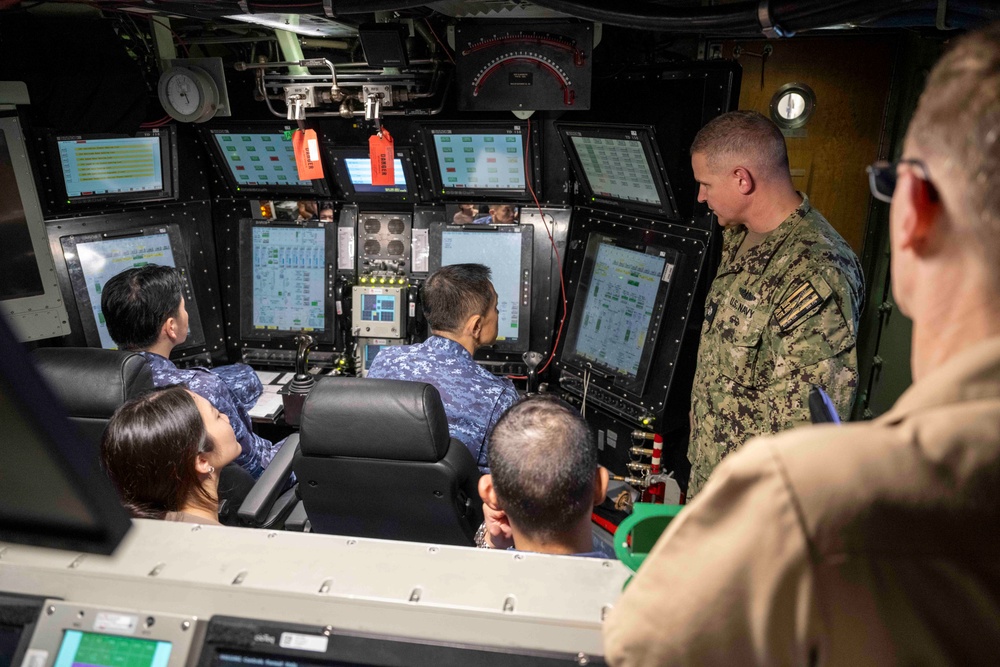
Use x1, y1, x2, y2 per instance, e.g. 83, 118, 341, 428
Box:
523, 350, 544, 394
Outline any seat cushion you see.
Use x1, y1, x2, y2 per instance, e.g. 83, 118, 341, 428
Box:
33, 347, 153, 418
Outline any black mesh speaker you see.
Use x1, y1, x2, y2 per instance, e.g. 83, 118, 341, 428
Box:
359, 23, 410, 67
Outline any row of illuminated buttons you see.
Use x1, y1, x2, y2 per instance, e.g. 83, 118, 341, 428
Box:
358, 276, 410, 286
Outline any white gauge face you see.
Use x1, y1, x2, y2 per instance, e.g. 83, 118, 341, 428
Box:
777, 91, 806, 120
166, 73, 201, 115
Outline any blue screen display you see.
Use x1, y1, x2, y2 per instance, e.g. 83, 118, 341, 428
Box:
251, 226, 326, 332
345, 157, 407, 193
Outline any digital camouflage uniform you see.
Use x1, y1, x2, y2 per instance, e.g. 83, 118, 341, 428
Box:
367, 335, 519, 471
687, 196, 863, 497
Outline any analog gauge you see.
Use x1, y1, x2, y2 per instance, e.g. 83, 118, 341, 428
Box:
157, 66, 219, 123
769, 83, 816, 130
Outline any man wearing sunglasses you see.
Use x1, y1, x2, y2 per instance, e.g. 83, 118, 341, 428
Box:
605, 24, 1000, 665
685, 111, 864, 498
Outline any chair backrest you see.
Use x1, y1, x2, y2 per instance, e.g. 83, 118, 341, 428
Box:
294, 377, 483, 546
32, 347, 154, 447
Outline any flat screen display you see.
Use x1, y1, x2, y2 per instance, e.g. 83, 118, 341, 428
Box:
422, 124, 534, 199
557, 123, 678, 218
569, 243, 666, 379
205, 128, 330, 197
345, 157, 407, 194
76, 233, 176, 349
360, 293, 397, 322
213, 132, 305, 188
250, 226, 327, 333
570, 135, 661, 206
0, 129, 44, 300
439, 230, 524, 343
561, 233, 679, 396
53, 631, 171, 667
52, 128, 177, 206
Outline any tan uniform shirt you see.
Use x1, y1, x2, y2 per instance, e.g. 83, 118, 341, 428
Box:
604, 337, 1000, 665
688, 197, 863, 497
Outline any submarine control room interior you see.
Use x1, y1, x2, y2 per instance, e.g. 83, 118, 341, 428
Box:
1, 0, 998, 665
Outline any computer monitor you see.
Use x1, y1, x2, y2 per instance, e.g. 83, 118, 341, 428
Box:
561, 232, 680, 396
238, 220, 336, 344
59, 224, 206, 351
421, 122, 538, 200
0, 312, 131, 554
203, 125, 331, 197
556, 123, 679, 219
325, 146, 415, 202
428, 223, 532, 353
49, 127, 178, 206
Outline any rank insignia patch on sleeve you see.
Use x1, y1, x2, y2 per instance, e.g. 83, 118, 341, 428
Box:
774, 280, 825, 331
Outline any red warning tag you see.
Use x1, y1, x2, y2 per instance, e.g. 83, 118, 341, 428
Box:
369, 128, 395, 186
293, 128, 324, 180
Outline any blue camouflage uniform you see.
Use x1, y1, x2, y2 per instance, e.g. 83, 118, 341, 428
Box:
367, 335, 518, 471
138, 351, 279, 479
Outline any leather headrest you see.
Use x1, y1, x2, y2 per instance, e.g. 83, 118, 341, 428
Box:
299, 377, 451, 462
33, 348, 153, 418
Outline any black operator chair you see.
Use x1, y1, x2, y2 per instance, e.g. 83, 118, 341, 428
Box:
291, 377, 483, 546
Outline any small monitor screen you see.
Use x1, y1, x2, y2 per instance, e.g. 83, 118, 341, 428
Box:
52, 128, 177, 206
250, 226, 327, 333
570, 243, 666, 379
53, 631, 171, 667
213, 133, 305, 187
364, 343, 388, 370
422, 124, 534, 199
440, 230, 524, 343
557, 123, 678, 218
345, 157, 407, 194
58, 136, 163, 198
570, 135, 661, 206
76, 233, 176, 349
360, 293, 397, 322
205, 128, 330, 197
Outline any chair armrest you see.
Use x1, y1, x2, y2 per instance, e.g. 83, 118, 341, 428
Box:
238, 433, 299, 526
283, 501, 309, 532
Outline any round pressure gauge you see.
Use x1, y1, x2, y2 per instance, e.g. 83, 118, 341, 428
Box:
157, 65, 219, 123
769, 82, 816, 130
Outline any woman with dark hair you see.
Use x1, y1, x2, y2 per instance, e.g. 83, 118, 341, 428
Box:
101, 385, 242, 525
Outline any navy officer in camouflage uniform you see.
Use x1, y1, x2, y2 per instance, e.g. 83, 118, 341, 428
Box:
687, 111, 864, 498
102, 265, 281, 479
368, 264, 518, 472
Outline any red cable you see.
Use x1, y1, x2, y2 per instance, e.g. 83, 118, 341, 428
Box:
525, 117, 568, 377
423, 18, 455, 65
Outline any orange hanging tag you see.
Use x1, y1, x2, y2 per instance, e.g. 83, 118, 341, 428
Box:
369, 128, 395, 185
293, 128, 324, 180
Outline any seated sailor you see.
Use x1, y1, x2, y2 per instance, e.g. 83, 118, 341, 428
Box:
367, 263, 518, 471
101, 264, 279, 478
477, 395, 610, 558
101, 385, 242, 525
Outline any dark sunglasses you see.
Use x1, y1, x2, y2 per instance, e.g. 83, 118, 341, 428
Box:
866, 159, 931, 203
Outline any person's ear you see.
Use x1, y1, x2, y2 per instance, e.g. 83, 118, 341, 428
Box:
733, 166, 755, 195
194, 453, 215, 476
896, 170, 942, 254
161, 316, 181, 343
593, 466, 610, 507
479, 474, 501, 509
465, 312, 484, 339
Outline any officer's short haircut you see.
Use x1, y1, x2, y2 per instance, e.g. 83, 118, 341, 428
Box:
690, 110, 790, 178
488, 395, 598, 541
423, 263, 493, 333
906, 23, 1000, 275
101, 265, 183, 350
